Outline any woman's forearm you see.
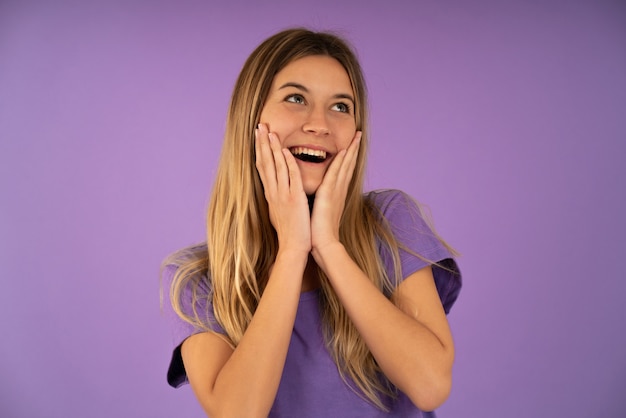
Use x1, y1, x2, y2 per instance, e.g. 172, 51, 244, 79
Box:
200, 249, 308, 417
312, 242, 454, 411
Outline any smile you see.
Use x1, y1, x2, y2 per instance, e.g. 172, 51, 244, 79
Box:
290, 147, 328, 163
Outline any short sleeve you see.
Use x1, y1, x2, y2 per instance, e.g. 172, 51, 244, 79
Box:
162, 263, 227, 388
369, 190, 462, 314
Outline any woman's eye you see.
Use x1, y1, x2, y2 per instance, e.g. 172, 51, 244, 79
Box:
286, 94, 305, 104
332, 102, 351, 113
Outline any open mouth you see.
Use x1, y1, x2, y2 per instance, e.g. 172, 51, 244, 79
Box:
290, 147, 328, 163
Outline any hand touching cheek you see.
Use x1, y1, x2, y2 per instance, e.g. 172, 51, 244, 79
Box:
310, 131, 362, 255
255, 124, 312, 255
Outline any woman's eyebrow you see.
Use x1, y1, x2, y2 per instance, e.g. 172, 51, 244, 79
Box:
334, 93, 355, 103
278, 82, 309, 92
278, 82, 354, 103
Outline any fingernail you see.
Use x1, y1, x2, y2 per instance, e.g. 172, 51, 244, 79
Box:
268, 132, 275, 142
254, 128, 259, 138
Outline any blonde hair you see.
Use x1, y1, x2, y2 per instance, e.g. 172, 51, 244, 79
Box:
164, 28, 450, 410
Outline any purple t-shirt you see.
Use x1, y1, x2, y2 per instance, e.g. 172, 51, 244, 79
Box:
163, 189, 461, 417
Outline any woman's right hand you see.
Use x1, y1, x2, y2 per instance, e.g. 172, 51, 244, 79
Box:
255, 123, 311, 255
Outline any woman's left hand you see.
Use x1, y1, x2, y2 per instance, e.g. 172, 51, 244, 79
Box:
310, 131, 361, 255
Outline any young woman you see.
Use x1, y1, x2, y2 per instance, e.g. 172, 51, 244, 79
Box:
162, 28, 461, 417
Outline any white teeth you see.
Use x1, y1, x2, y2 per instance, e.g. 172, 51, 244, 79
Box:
290, 147, 327, 159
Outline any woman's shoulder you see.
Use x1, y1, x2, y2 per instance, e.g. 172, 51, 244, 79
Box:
161, 242, 211, 291
364, 188, 410, 203
366, 189, 461, 312
163, 242, 209, 268
365, 188, 418, 206
364, 189, 425, 222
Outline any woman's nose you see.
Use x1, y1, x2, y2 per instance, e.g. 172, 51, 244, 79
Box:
302, 106, 330, 135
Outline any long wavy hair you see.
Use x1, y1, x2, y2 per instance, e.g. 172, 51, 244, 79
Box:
164, 28, 445, 410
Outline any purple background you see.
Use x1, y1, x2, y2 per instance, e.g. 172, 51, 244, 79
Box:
1, 0, 625, 417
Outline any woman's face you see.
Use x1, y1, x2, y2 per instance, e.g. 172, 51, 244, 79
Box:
259, 55, 357, 195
